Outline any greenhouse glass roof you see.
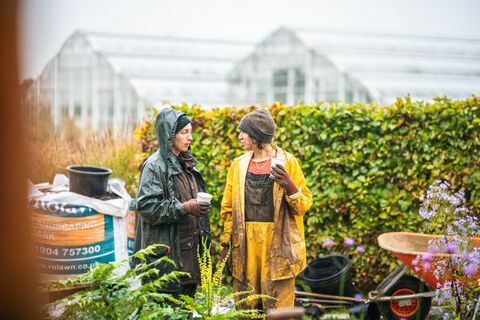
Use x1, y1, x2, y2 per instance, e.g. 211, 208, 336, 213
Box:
70, 29, 479, 106
82, 31, 255, 106
291, 27, 480, 101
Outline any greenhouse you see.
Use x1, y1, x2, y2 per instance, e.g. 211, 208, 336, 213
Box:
35, 31, 254, 133
229, 27, 480, 106
34, 28, 480, 134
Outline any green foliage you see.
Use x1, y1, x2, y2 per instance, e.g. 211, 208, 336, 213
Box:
50, 244, 189, 320
135, 97, 480, 291
172, 240, 271, 319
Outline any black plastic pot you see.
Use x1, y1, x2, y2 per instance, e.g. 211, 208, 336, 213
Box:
302, 254, 355, 297
67, 165, 112, 198
349, 302, 380, 320
307, 257, 339, 278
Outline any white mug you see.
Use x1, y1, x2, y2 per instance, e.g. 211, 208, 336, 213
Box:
270, 158, 286, 178
271, 157, 286, 169
196, 192, 213, 205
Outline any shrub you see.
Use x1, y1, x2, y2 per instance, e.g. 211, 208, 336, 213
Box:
135, 97, 480, 291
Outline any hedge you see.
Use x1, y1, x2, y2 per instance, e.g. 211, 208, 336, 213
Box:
134, 96, 480, 291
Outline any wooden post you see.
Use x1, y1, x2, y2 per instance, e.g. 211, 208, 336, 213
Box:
266, 307, 305, 319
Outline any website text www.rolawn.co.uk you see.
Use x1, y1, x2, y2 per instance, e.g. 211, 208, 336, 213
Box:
41, 261, 99, 272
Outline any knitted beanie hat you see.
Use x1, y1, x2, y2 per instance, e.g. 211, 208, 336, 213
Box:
238, 109, 276, 143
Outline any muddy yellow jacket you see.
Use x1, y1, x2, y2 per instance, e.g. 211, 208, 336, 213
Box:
220, 145, 313, 281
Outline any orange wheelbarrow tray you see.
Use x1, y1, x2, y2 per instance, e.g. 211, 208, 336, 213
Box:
363, 232, 480, 319
378, 232, 480, 288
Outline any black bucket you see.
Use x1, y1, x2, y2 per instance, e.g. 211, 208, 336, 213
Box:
348, 303, 380, 320
302, 254, 355, 297
67, 165, 112, 198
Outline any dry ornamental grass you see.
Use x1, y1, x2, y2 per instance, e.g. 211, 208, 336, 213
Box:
29, 132, 142, 196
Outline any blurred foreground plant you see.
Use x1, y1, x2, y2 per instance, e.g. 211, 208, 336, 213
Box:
49, 244, 189, 320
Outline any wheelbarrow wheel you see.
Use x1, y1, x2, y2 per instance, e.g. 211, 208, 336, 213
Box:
377, 275, 431, 320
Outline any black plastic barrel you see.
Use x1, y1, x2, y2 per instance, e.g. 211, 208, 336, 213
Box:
302, 254, 355, 297
67, 165, 112, 198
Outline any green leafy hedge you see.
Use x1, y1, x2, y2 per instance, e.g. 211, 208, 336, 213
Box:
135, 97, 480, 291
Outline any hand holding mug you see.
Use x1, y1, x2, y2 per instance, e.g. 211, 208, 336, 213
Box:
183, 198, 211, 217
270, 162, 297, 195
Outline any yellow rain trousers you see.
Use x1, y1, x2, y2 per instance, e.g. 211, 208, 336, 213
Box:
233, 221, 295, 311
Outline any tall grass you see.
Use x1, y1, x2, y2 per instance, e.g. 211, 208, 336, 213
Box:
29, 132, 142, 196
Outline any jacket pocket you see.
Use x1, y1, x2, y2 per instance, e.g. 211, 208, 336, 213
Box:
291, 241, 306, 264
290, 226, 302, 244
179, 236, 195, 251
179, 236, 198, 279
282, 217, 302, 245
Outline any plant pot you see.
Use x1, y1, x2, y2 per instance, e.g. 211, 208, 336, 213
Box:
67, 165, 112, 198
302, 254, 355, 297
307, 257, 339, 278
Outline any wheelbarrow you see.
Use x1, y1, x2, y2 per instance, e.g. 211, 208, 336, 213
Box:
296, 232, 480, 320
369, 232, 480, 319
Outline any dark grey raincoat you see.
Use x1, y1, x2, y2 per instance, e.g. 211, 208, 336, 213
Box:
134, 109, 210, 288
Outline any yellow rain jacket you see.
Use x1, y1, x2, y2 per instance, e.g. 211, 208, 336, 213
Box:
220, 145, 313, 282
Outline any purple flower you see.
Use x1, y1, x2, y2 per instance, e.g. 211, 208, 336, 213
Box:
344, 237, 355, 246
444, 243, 457, 254
419, 207, 435, 219
428, 246, 439, 254
356, 245, 366, 253
461, 252, 472, 263
437, 180, 450, 189
354, 293, 363, 301
423, 261, 432, 270
322, 239, 334, 248
412, 257, 419, 266
421, 253, 433, 262
463, 264, 477, 276
471, 251, 480, 264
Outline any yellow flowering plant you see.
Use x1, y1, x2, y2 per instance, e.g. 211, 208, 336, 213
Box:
171, 239, 274, 319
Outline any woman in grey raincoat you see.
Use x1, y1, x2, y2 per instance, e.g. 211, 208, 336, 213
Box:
134, 108, 211, 298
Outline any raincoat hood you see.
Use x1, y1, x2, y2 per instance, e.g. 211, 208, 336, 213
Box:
155, 108, 186, 162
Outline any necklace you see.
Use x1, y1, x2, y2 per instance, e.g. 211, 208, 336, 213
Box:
253, 159, 269, 172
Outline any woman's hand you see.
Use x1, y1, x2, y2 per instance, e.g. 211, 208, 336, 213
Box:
183, 199, 211, 217
270, 164, 297, 195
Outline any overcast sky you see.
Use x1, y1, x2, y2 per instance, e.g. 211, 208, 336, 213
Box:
19, 0, 480, 79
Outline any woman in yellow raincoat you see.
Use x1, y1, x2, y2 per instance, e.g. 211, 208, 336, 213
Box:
220, 109, 313, 312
